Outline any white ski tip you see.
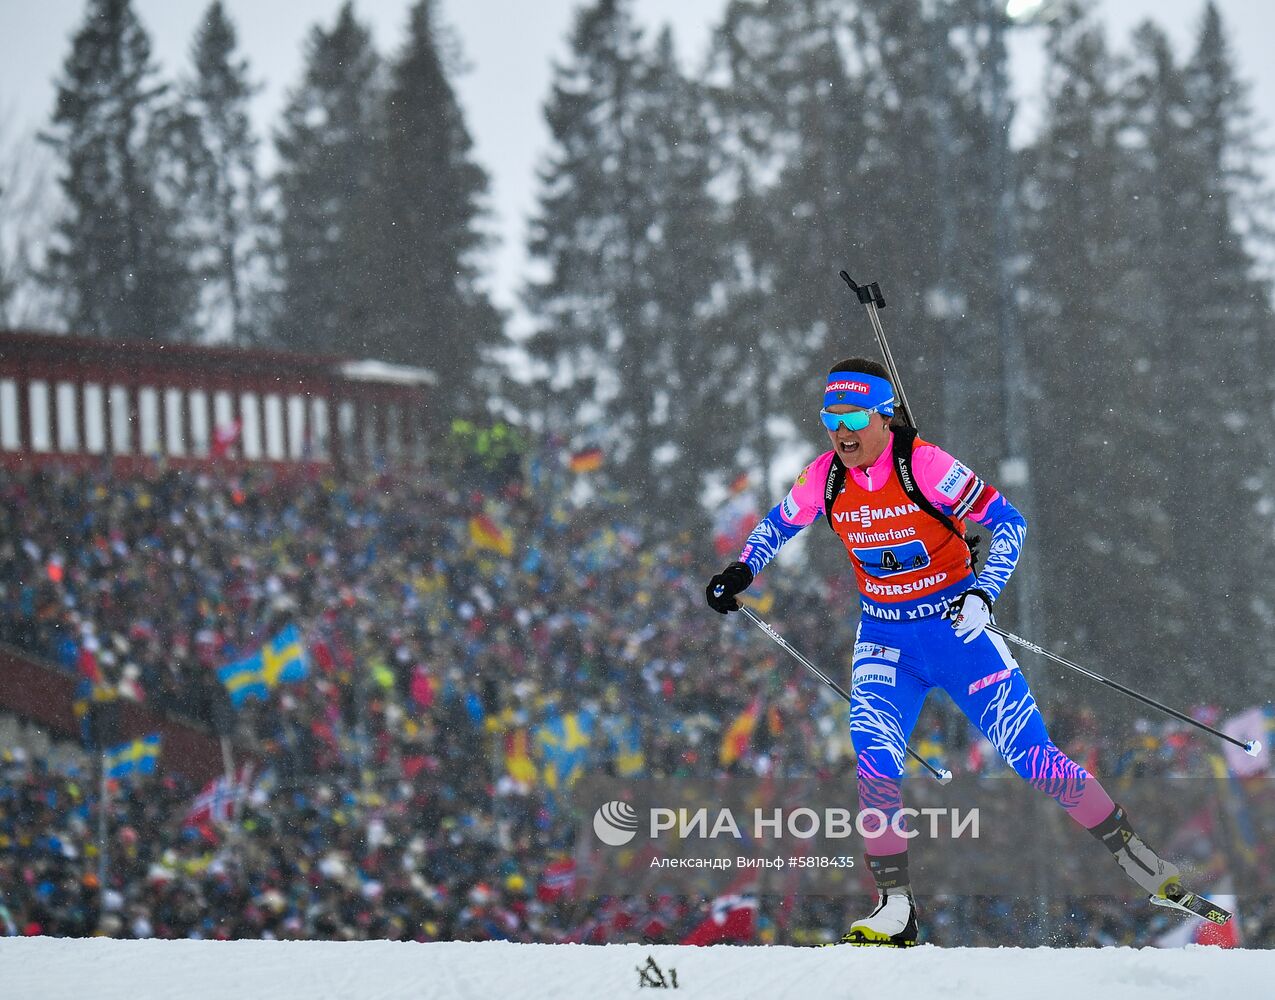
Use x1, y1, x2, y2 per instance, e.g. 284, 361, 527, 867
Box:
938, 769, 953, 785
1246, 739, 1262, 757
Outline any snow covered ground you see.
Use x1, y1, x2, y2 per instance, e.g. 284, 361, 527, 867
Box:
0, 939, 1271, 1000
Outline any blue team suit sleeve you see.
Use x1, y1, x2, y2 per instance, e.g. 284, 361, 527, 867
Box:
739, 503, 808, 577
968, 495, 1027, 603
911, 441, 1026, 604
736, 452, 834, 577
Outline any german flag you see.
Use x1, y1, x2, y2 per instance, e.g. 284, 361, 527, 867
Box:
469, 514, 514, 556
719, 696, 762, 767
505, 728, 538, 784
568, 447, 604, 473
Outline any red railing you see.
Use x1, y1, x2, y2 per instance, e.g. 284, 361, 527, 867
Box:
0, 644, 230, 784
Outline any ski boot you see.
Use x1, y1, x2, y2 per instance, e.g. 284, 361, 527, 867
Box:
838, 853, 919, 947
1090, 804, 1232, 926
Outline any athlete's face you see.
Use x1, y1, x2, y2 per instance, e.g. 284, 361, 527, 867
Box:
824, 405, 892, 469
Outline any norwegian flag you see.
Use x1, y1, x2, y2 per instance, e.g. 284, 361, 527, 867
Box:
537, 857, 577, 903
184, 765, 253, 826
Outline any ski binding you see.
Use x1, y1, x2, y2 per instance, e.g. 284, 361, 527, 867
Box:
1149, 885, 1232, 926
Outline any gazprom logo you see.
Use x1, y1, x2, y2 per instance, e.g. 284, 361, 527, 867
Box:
594, 800, 639, 846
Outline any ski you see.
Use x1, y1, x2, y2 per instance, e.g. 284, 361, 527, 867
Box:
834, 936, 919, 948
1149, 885, 1232, 926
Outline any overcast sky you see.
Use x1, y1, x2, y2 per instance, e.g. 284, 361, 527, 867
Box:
2, 0, 1272, 335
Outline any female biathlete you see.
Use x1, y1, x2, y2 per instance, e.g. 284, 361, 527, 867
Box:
707, 358, 1197, 946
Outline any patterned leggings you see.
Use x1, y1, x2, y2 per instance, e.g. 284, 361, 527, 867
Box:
850, 612, 1114, 856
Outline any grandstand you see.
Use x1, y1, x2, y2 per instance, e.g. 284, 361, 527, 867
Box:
1, 330, 1273, 948
0, 331, 432, 471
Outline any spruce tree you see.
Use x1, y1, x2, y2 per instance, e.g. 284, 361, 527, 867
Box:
1118, 23, 1217, 679
1019, 1, 1139, 663
1187, 4, 1275, 687
625, 27, 725, 500
701, 0, 1009, 481
43, 0, 194, 341
174, 1, 266, 343
526, 0, 647, 446
361, 0, 502, 408
1080, 11, 1275, 699
849, 0, 1008, 472
273, 2, 380, 354
527, 0, 721, 498
705, 0, 869, 485
1183, 2, 1274, 414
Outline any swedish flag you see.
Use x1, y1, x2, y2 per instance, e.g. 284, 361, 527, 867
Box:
615, 719, 645, 778
537, 710, 593, 791
104, 735, 161, 779
218, 652, 268, 707
261, 624, 308, 687
217, 625, 309, 708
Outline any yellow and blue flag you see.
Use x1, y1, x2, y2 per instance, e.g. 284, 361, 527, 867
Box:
104, 735, 161, 779
217, 625, 309, 709
218, 655, 268, 707
537, 710, 593, 791
614, 719, 645, 778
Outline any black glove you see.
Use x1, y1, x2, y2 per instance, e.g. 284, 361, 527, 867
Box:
706, 561, 753, 614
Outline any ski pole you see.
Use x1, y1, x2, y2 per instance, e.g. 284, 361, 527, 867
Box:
986, 624, 1262, 756
735, 604, 953, 784
839, 272, 917, 430
835, 273, 1257, 759
838, 271, 984, 566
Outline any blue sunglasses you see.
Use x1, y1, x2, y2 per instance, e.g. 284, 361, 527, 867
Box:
819, 406, 885, 432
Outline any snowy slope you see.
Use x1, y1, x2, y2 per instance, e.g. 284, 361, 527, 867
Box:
0, 940, 1270, 1000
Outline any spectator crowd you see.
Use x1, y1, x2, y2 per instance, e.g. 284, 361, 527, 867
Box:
1, 445, 1273, 946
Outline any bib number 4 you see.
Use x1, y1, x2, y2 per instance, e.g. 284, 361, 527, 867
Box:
852, 540, 931, 578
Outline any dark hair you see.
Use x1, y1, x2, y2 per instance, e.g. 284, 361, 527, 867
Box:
828, 357, 891, 382
827, 357, 903, 427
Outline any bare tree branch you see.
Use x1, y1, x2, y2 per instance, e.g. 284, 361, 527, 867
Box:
0, 107, 64, 330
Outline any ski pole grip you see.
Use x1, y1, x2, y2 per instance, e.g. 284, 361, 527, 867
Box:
937, 768, 953, 785
840, 271, 872, 305
1246, 739, 1262, 757
838, 271, 887, 308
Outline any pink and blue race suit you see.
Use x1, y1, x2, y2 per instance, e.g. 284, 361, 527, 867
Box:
738, 432, 1116, 855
